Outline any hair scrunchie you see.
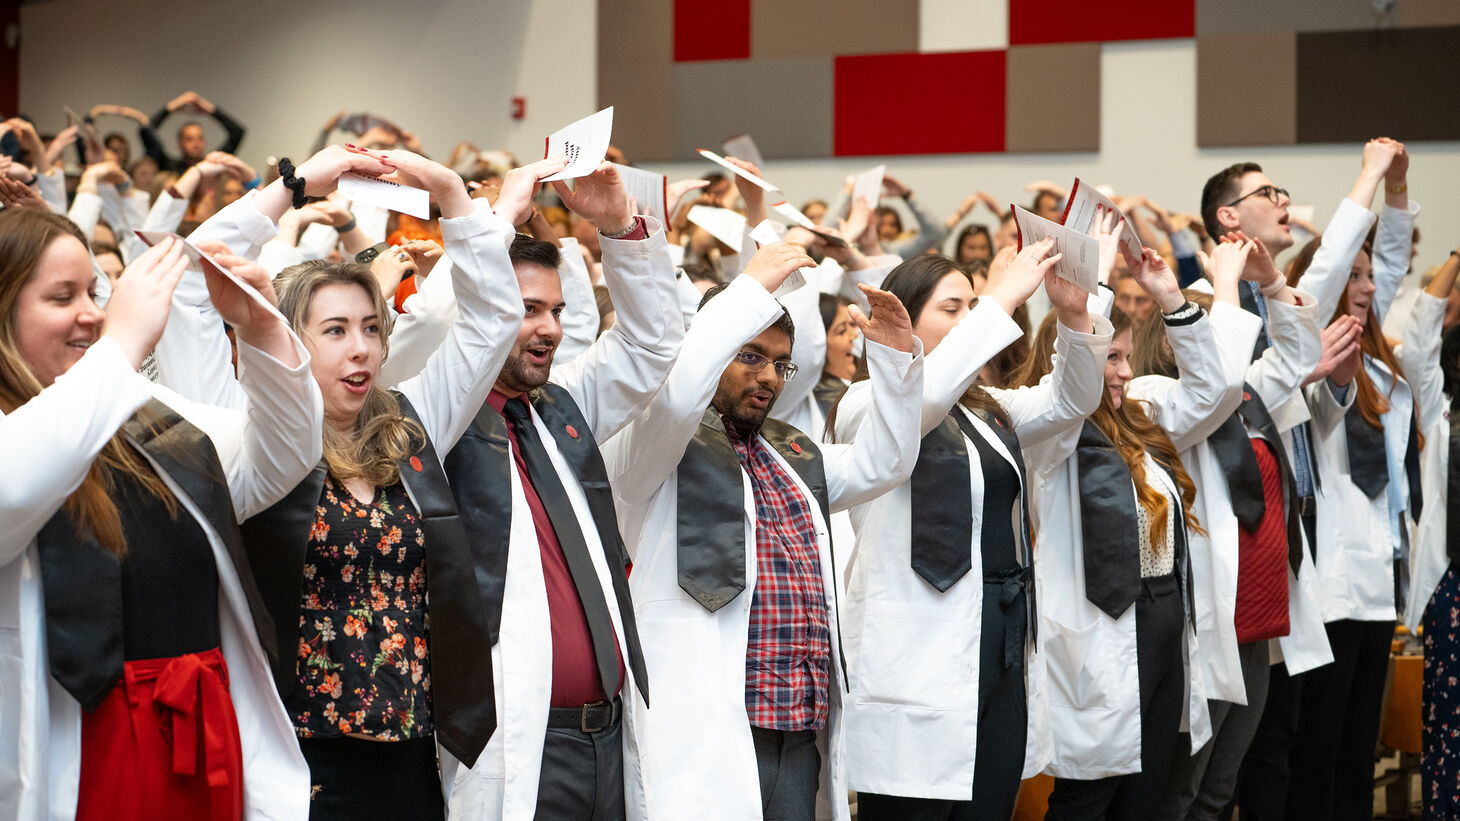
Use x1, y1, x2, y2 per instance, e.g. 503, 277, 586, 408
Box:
277, 158, 308, 209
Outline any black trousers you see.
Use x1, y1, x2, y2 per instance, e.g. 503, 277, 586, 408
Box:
752, 727, 821, 821
858, 583, 1029, 821
299, 736, 445, 821
1233, 660, 1300, 821
1045, 574, 1185, 821
1285, 618, 1393, 821
534, 716, 625, 820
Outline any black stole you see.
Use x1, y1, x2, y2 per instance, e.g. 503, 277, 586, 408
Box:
36, 399, 273, 711
1075, 420, 1193, 623
675, 409, 848, 684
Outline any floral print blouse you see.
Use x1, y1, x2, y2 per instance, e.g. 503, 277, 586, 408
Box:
288, 476, 434, 740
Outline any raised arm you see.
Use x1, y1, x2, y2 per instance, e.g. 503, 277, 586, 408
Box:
550, 163, 685, 441
382, 149, 527, 454
1403, 245, 1458, 434
1293, 140, 1396, 320
1371, 141, 1416, 323
604, 245, 806, 503
824, 285, 924, 511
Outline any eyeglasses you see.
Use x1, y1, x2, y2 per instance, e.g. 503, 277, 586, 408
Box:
1225, 184, 1289, 208
734, 350, 798, 380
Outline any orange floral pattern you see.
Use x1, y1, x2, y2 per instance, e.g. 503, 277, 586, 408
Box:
289, 477, 433, 741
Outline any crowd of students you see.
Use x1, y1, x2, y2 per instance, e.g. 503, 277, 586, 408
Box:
1, 95, 1459, 821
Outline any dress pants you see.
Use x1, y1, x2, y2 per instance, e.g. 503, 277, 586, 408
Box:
1045, 574, 1185, 821
1157, 640, 1270, 821
752, 727, 821, 821
858, 583, 1029, 821
534, 717, 625, 820
1285, 618, 1393, 821
300, 736, 444, 821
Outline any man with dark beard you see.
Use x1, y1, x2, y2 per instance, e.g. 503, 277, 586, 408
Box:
600, 241, 924, 821
439, 162, 683, 821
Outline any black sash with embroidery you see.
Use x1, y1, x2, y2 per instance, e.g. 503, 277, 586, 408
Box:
241, 393, 497, 766
36, 399, 274, 712
675, 411, 848, 684
1075, 420, 1193, 623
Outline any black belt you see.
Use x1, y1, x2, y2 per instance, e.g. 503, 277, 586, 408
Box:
546, 698, 621, 733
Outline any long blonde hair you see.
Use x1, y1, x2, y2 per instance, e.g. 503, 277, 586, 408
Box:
0, 209, 177, 556
1097, 307, 1203, 554
274, 260, 424, 487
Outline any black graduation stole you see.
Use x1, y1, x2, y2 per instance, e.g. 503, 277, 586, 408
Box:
442, 383, 650, 708
812, 374, 849, 420
36, 399, 273, 711
240, 393, 496, 766
1075, 419, 1193, 623
675, 409, 849, 684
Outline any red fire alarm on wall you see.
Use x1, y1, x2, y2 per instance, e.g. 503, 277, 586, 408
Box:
511, 97, 526, 120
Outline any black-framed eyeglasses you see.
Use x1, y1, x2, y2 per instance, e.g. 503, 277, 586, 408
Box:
734, 350, 798, 380
1225, 184, 1289, 208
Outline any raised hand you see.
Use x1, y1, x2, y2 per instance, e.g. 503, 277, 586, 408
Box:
741, 241, 814, 294
985, 237, 1060, 316
103, 237, 190, 368
551, 161, 634, 235
1360, 138, 1400, 181
495, 156, 571, 226
43, 125, 78, 171
0, 177, 48, 212
1306, 314, 1364, 386
723, 156, 767, 224
1220, 230, 1282, 285
1087, 204, 1125, 286
1126, 247, 1185, 313
374, 148, 473, 218
1207, 236, 1254, 286
849, 283, 915, 353
666, 177, 709, 218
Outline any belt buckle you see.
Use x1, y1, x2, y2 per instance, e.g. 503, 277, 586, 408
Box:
581, 700, 609, 733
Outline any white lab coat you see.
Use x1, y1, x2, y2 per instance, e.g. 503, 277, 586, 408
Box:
443, 221, 684, 820
1177, 291, 1332, 704
0, 334, 323, 821
1403, 293, 1449, 630
835, 299, 1112, 799
603, 275, 924, 821
1032, 307, 1239, 779
1306, 198, 1419, 625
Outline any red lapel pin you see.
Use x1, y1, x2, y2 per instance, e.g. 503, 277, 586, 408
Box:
1242, 391, 1252, 402
409, 456, 423, 472
790, 442, 803, 454
566, 424, 579, 439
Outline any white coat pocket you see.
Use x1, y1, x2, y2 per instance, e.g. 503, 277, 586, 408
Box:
853, 604, 971, 711
1042, 618, 1114, 711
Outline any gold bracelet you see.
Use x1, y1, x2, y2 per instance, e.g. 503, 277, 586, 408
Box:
1386, 182, 1408, 195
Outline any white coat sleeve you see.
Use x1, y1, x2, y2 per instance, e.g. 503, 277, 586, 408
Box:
989, 315, 1114, 447
768, 281, 826, 426
1244, 289, 1323, 432
553, 218, 684, 442
1126, 305, 1250, 452
907, 299, 1023, 435
604, 275, 784, 504
37, 168, 67, 215
1372, 200, 1420, 324
378, 255, 458, 388
0, 338, 153, 565
152, 330, 323, 520
824, 338, 925, 512
1402, 292, 1447, 434
554, 237, 600, 366
393, 202, 525, 455
186, 190, 282, 260
1305, 378, 1356, 441
67, 191, 102, 242
1295, 198, 1378, 323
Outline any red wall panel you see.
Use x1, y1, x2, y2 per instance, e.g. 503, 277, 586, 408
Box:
674, 0, 751, 62
834, 51, 1007, 156
1009, 0, 1193, 45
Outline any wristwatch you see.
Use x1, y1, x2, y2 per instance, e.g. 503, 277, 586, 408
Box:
355, 241, 392, 265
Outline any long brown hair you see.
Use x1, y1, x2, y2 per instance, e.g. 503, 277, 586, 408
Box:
1288, 236, 1417, 437
0, 209, 177, 556
1098, 306, 1203, 554
1011, 311, 1059, 388
274, 260, 424, 487
1129, 289, 1213, 379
